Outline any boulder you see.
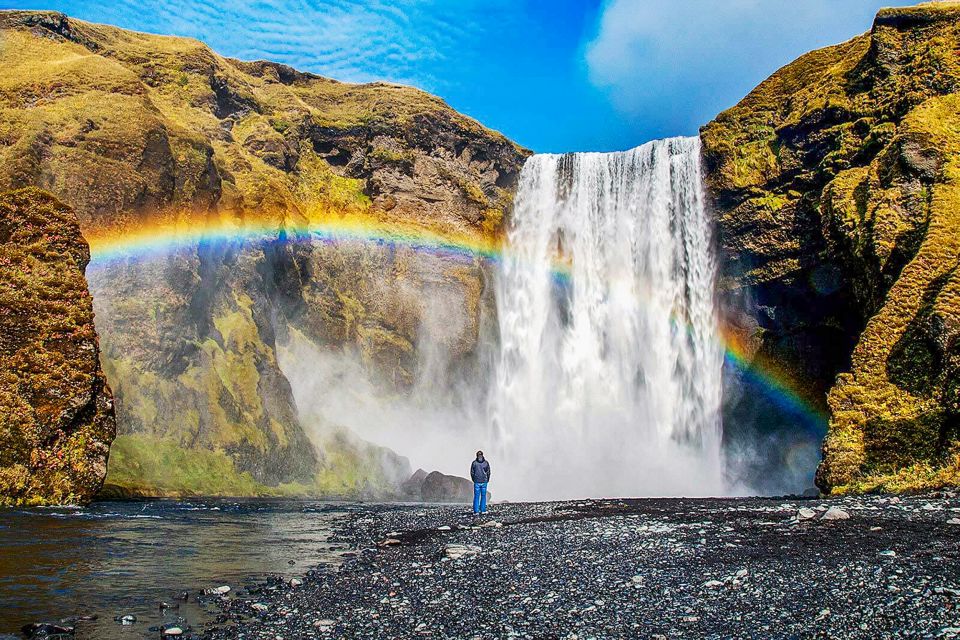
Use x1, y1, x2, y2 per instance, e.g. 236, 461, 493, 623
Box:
401, 469, 429, 497
820, 507, 850, 521
420, 471, 473, 502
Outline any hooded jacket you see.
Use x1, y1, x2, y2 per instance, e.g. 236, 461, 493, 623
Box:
470, 457, 491, 483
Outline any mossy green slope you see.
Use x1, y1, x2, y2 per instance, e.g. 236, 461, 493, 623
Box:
0, 10, 527, 497
0, 188, 116, 505
702, 2, 960, 493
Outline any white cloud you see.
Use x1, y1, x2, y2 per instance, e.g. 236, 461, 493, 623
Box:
584, 0, 901, 122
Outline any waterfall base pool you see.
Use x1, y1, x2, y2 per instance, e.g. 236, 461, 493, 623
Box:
0, 500, 355, 638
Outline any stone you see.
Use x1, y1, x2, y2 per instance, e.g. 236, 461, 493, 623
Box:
879, 550, 897, 557
797, 507, 817, 520
443, 544, 481, 560
820, 507, 850, 521
163, 628, 183, 636
207, 585, 231, 595
947, 518, 960, 525
703, 580, 724, 589
401, 469, 429, 496
289, 578, 303, 587
420, 472, 473, 502
252, 603, 269, 612
20, 623, 75, 638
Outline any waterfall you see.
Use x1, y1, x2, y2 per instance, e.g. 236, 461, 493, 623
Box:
487, 136, 724, 499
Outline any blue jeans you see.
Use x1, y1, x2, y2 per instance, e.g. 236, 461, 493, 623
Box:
473, 482, 488, 514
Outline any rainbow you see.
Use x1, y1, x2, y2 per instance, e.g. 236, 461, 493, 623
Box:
87, 213, 574, 282
86, 213, 826, 433
720, 325, 829, 435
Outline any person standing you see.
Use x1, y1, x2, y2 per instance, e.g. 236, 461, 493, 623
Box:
470, 450, 491, 515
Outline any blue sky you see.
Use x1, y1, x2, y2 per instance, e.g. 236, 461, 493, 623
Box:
12, 0, 915, 152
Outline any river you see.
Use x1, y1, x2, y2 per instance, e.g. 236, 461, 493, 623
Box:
0, 500, 355, 638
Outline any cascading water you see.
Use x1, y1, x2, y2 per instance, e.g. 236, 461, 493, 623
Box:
486, 136, 724, 499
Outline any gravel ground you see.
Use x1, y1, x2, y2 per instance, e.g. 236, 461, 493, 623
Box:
193, 493, 960, 640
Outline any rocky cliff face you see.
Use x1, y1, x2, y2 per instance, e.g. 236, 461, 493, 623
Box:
702, 2, 960, 493
0, 188, 116, 505
0, 10, 527, 497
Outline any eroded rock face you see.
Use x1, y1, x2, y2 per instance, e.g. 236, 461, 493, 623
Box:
0, 188, 116, 505
701, 3, 960, 493
0, 11, 526, 497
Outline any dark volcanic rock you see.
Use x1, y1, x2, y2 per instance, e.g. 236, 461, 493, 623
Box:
199, 493, 960, 639
400, 468, 428, 497
0, 188, 116, 505
419, 471, 472, 502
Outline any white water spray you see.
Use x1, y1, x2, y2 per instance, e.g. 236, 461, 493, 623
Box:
486, 137, 724, 499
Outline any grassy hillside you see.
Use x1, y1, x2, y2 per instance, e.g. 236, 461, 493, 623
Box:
702, 2, 960, 493
0, 10, 526, 497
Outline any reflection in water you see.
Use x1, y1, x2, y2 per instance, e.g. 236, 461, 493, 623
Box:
0, 500, 352, 638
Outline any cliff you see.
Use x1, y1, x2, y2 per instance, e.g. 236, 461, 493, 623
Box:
0, 188, 116, 505
702, 2, 960, 493
0, 10, 527, 497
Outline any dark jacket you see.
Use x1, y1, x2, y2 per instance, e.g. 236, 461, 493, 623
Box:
470, 458, 491, 484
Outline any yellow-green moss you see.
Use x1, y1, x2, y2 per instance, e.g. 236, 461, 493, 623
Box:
0, 188, 115, 505
704, 7, 960, 494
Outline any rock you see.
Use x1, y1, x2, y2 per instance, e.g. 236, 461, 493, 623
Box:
703, 580, 724, 589
879, 550, 897, 557
420, 471, 473, 502
437, 525, 452, 531
20, 623, 75, 638
0, 189, 116, 506
479, 520, 503, 528
251, 603, 268, 612
379, 538, 401, 546
290, 578, 303, 587
947, 518, 960, 525
443, 543, 481, 560
207, 585, 231, 595
401, 469, 429, 496
797, 507, 817, 520
820, 507, 850, 521
163, 628, 183, 636
114, 615, 136, 625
